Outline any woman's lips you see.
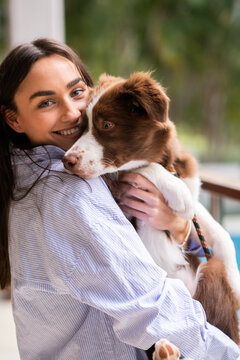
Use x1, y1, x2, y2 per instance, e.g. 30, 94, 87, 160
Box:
53, 125, 82, 139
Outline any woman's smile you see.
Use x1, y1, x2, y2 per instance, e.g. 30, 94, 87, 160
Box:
53, 123, 82, 138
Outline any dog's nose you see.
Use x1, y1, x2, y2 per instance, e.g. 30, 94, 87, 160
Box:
62, 154, 78, 170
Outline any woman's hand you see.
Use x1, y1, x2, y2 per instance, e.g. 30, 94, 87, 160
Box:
116, 172, 190, 246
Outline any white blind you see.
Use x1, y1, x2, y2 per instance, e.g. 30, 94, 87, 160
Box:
8, 0, 65, 48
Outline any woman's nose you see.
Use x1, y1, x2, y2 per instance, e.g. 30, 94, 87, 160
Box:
61, 99, 81, 121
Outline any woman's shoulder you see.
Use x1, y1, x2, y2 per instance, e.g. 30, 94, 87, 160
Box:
11, 144, 126, 224
12, 145, 110, 195
11, 145, 65, 169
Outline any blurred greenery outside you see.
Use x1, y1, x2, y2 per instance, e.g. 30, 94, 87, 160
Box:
1, 0, 240, 162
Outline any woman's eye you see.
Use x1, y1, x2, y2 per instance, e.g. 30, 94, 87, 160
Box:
71, 88, 84, 98
38, 99, 54, 108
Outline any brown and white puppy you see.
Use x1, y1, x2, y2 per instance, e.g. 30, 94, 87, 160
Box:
63, 72, 240, 349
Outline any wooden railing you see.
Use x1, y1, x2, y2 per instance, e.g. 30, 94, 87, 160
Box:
199, 167, 240, 221
200, 168, 240, 200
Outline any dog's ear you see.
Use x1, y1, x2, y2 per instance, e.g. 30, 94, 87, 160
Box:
120, 72, 170, 122
115, 92, 148, 117
98, 73, 124, 89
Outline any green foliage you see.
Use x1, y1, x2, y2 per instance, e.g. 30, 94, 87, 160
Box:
65, 0, 240, 161
0, 0, 7, 60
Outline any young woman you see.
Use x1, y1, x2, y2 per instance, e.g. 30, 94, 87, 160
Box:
0, 38, 239, 360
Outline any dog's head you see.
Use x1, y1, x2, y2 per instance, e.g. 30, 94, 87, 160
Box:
63, 72, 175, 178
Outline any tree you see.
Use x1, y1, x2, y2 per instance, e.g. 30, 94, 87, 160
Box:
65, 0, 240, 161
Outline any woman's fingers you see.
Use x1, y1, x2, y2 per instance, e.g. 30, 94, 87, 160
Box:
117, 172, 174, 228
118, 172, 166, 204
117, 172, 190, 244
118, 191, 159, 217
118, 203, 151, 223
118, 172, 157, 192
117, 172, 170, 220
117, 182, 161, 209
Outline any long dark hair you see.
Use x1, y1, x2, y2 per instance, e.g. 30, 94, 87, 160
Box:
0, 38, 94, 289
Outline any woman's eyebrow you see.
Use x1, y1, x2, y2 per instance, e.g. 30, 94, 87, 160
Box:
67, 77, 84, 89
29, 90, 55, 101
29, 77, 84, 101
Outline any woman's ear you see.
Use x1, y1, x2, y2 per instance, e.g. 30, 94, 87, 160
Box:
4, 108, 24, 133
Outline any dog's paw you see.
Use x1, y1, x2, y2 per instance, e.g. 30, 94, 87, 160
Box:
152, 339, 193, 360
153, 339, 181, 360
160, 179, 194, 220
135, 163, 195, 220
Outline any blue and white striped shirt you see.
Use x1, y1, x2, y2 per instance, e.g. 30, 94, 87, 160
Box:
9, 145, 240, 360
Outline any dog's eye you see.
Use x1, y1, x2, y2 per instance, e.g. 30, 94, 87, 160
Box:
103, 121, 114, 130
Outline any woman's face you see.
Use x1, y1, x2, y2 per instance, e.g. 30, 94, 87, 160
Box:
8, 54, 91, 150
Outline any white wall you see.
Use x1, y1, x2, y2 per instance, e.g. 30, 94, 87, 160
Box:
8, 0, 65, 48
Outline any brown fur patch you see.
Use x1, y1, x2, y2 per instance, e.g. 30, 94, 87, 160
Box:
91, 72, 197, 175
194, 258, 240, 344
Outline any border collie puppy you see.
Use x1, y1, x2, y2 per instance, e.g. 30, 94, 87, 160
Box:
63, 73, 240, 352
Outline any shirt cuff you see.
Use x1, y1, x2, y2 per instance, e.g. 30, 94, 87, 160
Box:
184, 235, 206, 257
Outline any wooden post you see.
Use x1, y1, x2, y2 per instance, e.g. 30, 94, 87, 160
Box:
8, 0, 65, 48
209, 194, 222, 222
